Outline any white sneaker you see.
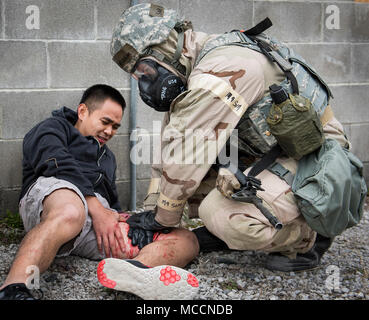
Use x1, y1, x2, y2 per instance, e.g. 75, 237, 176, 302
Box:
97, 258, 199, 300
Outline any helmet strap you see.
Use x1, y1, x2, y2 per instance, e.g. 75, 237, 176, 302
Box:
144, 29, 186, 78
172, 30, 184, 66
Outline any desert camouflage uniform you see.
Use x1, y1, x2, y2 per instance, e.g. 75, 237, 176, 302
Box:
111, 4, 350, 258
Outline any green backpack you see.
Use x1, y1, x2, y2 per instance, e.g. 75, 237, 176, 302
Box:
291, 139, 367, 238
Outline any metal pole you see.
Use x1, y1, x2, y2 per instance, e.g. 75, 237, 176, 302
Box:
129, 0, 138, 211
129, 78, 138, 211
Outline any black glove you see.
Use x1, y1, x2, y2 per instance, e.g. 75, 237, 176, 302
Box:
126, 210, 171, 249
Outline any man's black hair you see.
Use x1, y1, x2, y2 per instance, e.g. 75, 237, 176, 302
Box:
79, 84, 126, 112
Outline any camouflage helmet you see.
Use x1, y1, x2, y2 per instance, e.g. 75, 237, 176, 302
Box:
111, 3, 192, 74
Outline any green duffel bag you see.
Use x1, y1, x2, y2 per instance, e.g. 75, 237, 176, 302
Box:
292, 138, 367, 238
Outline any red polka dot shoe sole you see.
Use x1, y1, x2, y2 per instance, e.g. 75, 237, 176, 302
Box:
97, 258, 199, 300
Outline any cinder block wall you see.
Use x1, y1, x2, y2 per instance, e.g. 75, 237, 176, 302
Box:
0, 0, 368, 216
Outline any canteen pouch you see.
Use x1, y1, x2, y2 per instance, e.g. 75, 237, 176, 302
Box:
291, 139, 367, 238
266, 93, 325, 160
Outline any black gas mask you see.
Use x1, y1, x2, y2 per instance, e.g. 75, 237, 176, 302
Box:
133, 59, 186, 112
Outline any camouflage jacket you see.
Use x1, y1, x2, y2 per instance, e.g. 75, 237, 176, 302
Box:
153, 30, 286, 226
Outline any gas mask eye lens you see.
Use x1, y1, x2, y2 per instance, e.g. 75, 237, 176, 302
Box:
133, 59, 158, 81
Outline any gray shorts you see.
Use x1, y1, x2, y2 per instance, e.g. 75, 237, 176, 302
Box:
19, 176, 114, 260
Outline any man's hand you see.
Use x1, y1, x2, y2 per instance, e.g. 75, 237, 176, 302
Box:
127, 210, 171, 249
86, 196, 125, 258
216, 167, 241, 199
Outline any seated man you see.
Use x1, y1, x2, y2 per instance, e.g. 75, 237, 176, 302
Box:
0, 84, 199, 300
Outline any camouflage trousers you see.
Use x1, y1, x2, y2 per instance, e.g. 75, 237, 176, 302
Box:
191, 160, 316, 259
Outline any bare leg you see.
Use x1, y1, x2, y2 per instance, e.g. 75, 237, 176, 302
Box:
0, 189, 85, 290
135, 229, 199, 267
97, 224, 200, 300
116, 222, 199, 267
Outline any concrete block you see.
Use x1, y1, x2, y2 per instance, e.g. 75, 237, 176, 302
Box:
0, 140, 23, 188
48, 41, 130, 89
323, 3, 369, 42
0, 41, 47, 89
108, 133, 152, 181
136, 179, 151, 206
0, 90, 82, 139
0, 1, 3, 39
137, 162, 152, 180
254, 1, 321, 42
118, 91, 131, 135
136, 97, 167, 132
352, 44, 369, 82
329, 85, 369, 124
0, 89, 130, 139
97, 0, 131, 40
0, 188, 21, 217
347, 3, 369, 42
115, 180, 130, 210
0, 103, 3, 138
348, 124, 369, 162
179, 0, 253, 34
4, 0, 94, 40
116, 178, 150, 210
107, 134, 130, 181
289, 43, 351, 84
134, 132, 155, 180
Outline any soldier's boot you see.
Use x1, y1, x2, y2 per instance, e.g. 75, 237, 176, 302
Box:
192, 226, 230, 253
265, 234, 334, 272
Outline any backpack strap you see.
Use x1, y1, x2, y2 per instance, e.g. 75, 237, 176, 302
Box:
232, 145, 295, 188
235, 18, 299, 95
247, 144, 283, 177
242, 17, 273, 36
268, 162, 295, 186
224, 145, 285, 230
249, 37, 299, 95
